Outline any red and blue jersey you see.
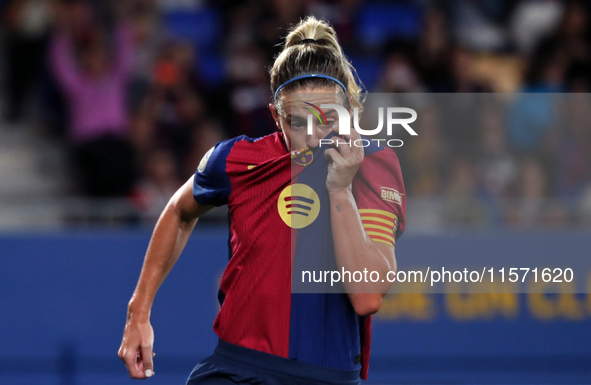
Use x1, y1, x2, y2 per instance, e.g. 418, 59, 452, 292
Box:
193, 132, 405, 380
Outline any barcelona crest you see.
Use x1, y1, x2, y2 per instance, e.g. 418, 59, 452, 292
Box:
291, 148, 314, 166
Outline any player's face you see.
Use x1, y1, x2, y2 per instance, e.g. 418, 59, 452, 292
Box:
270, 88, 349, 151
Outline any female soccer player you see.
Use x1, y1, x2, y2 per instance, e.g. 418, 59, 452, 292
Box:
118, 16, 405, 384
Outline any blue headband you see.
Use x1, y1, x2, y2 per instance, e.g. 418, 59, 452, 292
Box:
274, 74, 347, 100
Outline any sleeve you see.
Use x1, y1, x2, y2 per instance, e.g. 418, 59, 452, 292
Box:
193, 138, 238, 207
353, 148, 406, 248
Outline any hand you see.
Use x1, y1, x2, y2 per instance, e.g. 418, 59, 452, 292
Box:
118, 313, 155, 379
324, 126, 364, 193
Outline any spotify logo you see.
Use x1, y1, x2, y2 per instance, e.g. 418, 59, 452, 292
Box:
277, 183, 320, 229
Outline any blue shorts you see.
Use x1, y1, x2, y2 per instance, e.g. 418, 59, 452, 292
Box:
186, 339, 361, 385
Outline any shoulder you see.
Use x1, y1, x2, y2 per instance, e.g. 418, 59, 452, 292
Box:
193, 132, 286, 207
360, 140, 403, 176
192, 136, 251, 207
197, 132, 286, 176
196, 136, 244, 175
227, 132, 287, 158
355, 142, 406, 213
207, 132, 287, 171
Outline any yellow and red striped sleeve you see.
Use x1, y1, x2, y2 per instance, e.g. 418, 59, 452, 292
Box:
359, 209, 398, 248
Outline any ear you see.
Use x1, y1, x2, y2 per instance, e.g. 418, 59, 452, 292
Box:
269, 103, 281, 130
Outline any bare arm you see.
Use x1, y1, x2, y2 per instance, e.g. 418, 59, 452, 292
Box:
325, 130, 396, 316
112, 22, 135, 78
49, 31, 84, 95
118, 176, 212, 379
329, 189, 396, 316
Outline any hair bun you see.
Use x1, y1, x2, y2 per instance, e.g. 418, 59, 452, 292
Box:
271, 16, 364, 114
284, 16, 338, 49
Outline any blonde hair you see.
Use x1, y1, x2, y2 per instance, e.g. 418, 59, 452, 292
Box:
270, 16, 364, 114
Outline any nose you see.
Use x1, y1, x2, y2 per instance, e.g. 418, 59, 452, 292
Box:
307, 132, 320, 149
306, 125, 331, 149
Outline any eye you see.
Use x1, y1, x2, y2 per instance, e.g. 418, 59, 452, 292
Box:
319, 118, 335, 128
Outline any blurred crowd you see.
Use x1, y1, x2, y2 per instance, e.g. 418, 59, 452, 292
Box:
1, 0, 591, 227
